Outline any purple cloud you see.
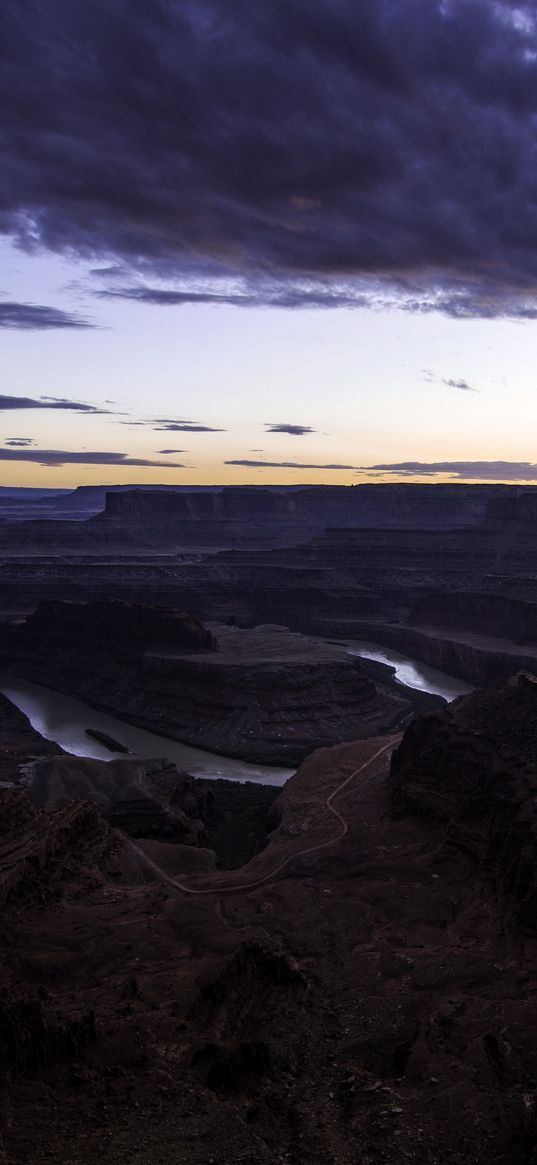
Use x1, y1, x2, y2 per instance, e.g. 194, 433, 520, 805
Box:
0, 394, 110, 414
0, 448, 185, 468
3, 3, 537, 317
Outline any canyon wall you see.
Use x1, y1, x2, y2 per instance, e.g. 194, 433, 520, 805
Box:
391, 673, 537, 933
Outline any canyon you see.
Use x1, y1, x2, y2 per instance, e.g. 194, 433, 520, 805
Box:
3, 484, 537, 687
0, 602, 419, 764
2, 482, 537, 1163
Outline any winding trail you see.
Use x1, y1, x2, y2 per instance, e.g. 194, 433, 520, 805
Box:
125, 741, 395, 897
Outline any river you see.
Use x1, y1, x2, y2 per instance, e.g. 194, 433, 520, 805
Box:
335, 639, 473, 701
0, 674, 293, 786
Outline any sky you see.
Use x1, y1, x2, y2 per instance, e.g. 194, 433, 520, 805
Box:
2, 0, 537, 488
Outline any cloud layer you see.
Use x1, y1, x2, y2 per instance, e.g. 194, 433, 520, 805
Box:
422, 370, 477, 392
0, 301, 92, 329
265, 423, 317, 436
153, 421, 225, 432
3, 2, 537, 316
0, 394, 109, 413
361, 461, 537, 481
0, 449, 185, 468
226, 459, 354, 470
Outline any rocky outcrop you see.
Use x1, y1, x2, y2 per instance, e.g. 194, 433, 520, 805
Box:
0, 789, 110, 909
27, 755, 211, 845
18, 599, 217, 659
391, 672, 537, 932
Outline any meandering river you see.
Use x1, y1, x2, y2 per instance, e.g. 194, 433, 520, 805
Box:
0, 642, 470, 786
337, 639, 473, 701
0, 674, 293, 786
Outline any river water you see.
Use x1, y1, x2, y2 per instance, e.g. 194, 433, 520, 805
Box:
0, 674, 293, 786
337, 639, 473, 701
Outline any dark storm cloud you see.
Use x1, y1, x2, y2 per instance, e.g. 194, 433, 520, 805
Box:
265, 423, 317, 436
3, 3, 537, 317
0, 301, 93, 329
360, 461, 537, 480
0, 394, 110, 414
0, 449, 185, 468
226, 460, 354, 470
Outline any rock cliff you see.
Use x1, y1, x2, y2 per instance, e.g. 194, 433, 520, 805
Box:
391, 672, 537, 932
18, 599, 217, 658
0, 482, 518, 553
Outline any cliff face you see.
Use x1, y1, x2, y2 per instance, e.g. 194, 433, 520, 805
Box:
20, 599, 217, 659
407, 591, 537, 644
101, 482, 512, 527
327, 620, 537, 685
391, 673, 537, 933
0, 482, 519, 554
485, 490, 537, 524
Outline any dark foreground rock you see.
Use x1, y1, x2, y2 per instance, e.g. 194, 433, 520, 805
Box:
391, 670, 537, 933
2, 680, 537, 1162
